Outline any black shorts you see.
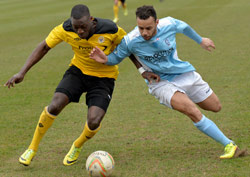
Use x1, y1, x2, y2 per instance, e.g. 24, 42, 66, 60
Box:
56, 65, 115, 112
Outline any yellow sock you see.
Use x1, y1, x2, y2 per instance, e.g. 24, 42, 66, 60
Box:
74, 122, 101, 148
113, 5, 119, 19
28, 106, 56, 151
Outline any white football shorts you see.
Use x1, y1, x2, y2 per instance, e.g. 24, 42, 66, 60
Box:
148, 71, 213, 108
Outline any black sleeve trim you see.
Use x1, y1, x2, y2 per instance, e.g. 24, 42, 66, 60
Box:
62, 18, 119, 34
62, 18, 75, 32
94, 18, 118, 34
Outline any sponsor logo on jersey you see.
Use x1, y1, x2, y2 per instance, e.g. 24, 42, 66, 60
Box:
78, 46, 93, 53
74, 38, 81, 41
79, 46, 93, 50
144, 48, 174, 63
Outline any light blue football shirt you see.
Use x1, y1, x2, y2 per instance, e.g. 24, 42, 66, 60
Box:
107, 17, 203, 81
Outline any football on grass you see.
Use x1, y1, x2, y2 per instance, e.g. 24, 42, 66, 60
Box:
86, 150, 115, 177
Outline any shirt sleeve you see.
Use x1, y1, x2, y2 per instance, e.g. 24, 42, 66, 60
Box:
45, 24, 64, 48
172, 18, 202, 44
113, 26, 127, 45
106, 38, 131, 65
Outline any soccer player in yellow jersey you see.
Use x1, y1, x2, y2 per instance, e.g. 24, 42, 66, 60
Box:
5, 4, 158, 166
113, 0, 128, 23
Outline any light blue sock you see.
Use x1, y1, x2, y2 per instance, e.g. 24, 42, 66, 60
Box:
194, 115, 232, 146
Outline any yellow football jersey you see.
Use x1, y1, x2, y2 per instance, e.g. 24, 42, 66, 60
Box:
45, 18, 126, 79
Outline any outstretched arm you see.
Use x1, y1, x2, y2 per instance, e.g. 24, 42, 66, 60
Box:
174, 18, 215, 52
90, 47, 160, 83
4, 40, 51, 88
183, 27, 215, 52
90, 46, 125, 65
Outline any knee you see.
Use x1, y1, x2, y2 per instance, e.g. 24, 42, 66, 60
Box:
88, 116, 101, 130
87, 113, 103, 130
48, 103, 62, 115
187, 107, 203, 122
213, 102, 222, 112
87, 106, 105, 130
48, 93, 69, 115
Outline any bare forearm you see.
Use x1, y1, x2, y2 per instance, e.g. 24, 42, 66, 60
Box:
128, 54, 160, 83
19, 40, 50, 76
128, 54, 142, 69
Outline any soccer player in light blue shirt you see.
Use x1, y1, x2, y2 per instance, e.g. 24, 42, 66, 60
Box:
107, 16, 199, 81
90, 5, 240, 159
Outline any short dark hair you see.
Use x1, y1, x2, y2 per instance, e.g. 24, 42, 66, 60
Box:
136, 5, 157, 21
71, 4, 90, 19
